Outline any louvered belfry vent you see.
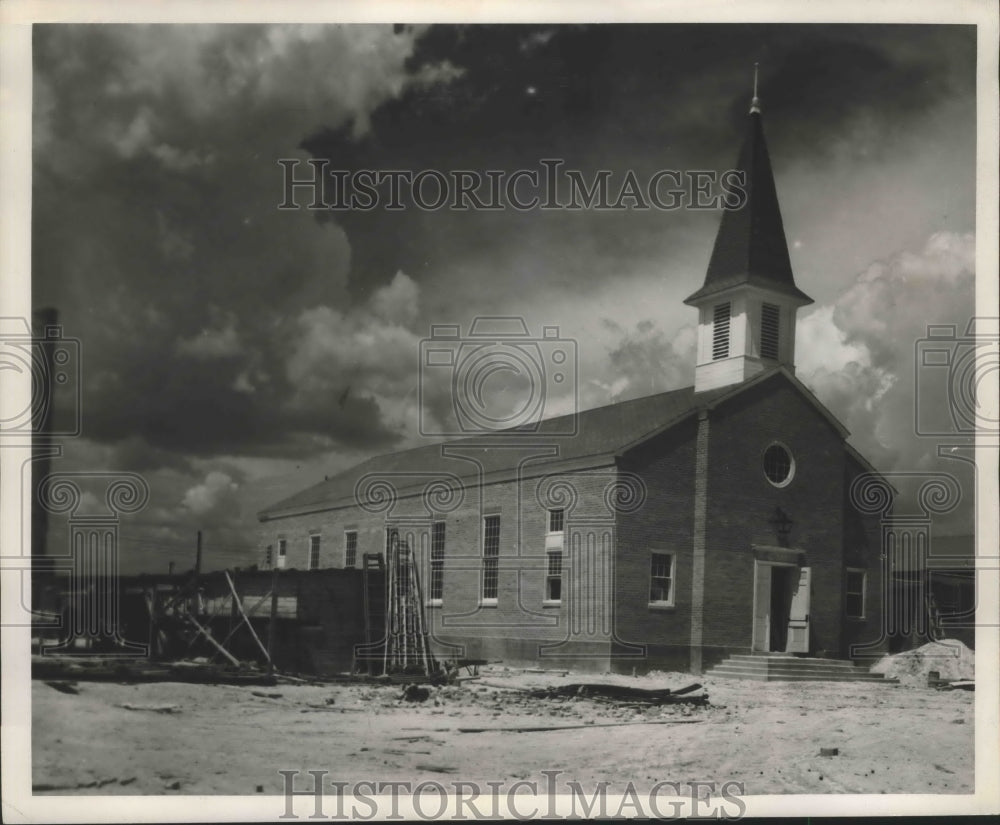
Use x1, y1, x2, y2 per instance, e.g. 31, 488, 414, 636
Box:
712, 303, 731, 361
760, 303, 780, 360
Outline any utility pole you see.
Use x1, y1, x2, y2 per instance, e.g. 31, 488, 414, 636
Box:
195, 530, 203, 576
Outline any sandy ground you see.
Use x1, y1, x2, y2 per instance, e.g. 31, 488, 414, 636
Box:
32, 668, 973, 797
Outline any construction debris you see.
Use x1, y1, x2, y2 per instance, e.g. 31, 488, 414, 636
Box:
119, 703, 181, 714
33, 777, 130, 792
458, 718, 705, 734
402, 685, 431, 703
524, 681, 708, 706
43, 680, 79, 695
937, 680, 975, 692
872, 639, 974, 687
32, 655, 278, 686
298, 707, 364, 714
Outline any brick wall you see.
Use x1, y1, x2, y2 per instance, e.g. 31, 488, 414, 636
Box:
615, 417, 699, 671
257, 373, 885, 672
701, 377, 848, 658
258, 452, 623, 670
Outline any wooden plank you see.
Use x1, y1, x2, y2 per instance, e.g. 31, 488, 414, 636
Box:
184, 614, 240, 667
266, 564, 278, 675
225, 570, 271, 664
211, 592, 270, 659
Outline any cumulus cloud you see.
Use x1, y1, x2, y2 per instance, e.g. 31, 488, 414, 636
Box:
585, 319, 695, 407
797, 231, 976, 528
33, 25, 461, 457
284, 271, 424, 437
34, 25, 460, 172
176, 311, 243, 359
182, 470, 241, 523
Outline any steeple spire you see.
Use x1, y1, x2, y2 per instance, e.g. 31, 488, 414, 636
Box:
750, 62, 762, 114
685, 75, 811, 307
684, 79, 813, 393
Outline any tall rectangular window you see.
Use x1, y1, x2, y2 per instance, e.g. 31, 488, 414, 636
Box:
544, 508, 564, 603
482, 515, 501, 601
649, 552, 675, 605
309, 535, 321, 570
344, 531, 357, 568
548, 508, 564, 534
712, 303, 731, 360
545, 550, 562, 603
760, 303, 780, 360
429, 522, 445, 603
277, 539, 287, 559
846, 569, 867, 619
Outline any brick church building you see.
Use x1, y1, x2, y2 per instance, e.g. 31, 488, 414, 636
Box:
258, 89, 890, 674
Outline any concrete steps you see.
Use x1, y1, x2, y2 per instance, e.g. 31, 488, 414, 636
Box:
707, 654, 894, 683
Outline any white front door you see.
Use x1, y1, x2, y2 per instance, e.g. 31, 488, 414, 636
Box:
786, 566, 811, 653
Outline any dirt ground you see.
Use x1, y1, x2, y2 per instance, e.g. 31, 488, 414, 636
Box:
31, 667, 973, 798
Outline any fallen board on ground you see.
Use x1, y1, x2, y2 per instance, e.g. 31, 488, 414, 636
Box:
525, 682, 707, 705
458, 718, 705, 733
32, 656, 277, 686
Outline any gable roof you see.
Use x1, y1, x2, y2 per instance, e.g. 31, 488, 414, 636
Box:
258, 367, 885, 521
260, 383, 725, 520
685, 110, 813, 306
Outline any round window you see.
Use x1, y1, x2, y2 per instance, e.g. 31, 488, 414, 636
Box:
763, 443, 794, 487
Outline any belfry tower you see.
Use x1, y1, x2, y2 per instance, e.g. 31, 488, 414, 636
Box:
685, 67, 813, 393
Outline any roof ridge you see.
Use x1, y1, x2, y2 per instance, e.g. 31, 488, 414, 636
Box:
260, 384, 699, 518
317, 383, 697, 478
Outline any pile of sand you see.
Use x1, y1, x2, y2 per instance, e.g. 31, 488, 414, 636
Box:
872, 639, 974, 686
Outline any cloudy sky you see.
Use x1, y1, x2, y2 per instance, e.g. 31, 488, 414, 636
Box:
31, 23, 979, 573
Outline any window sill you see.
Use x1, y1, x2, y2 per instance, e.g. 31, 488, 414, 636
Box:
479, 599, 498, 608
425, 600, 442, 608
648, 602, 675, 611
846, 615, 866, 622
542, 600, 562, 608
